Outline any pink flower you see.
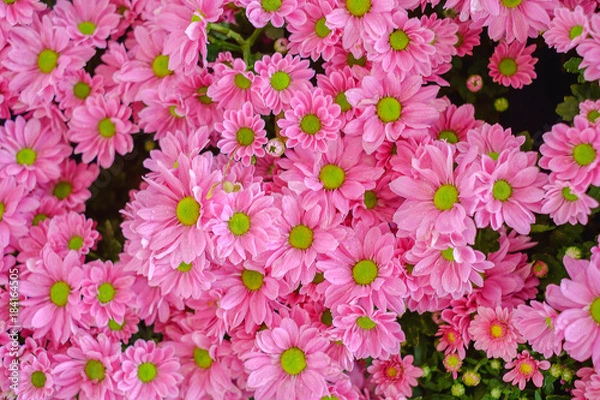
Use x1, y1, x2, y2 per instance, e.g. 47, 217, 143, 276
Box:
277, 87, 342, 152
316, 66, 358, 127
52, 0, 120, 48
287, 0, 340, 61
368, 354, 423, 399
0, 178, 38, 252
429, 103, 480, 145
245, 0, 304, 28
53, 333, 123, 399
351, 174, 402, 225
244, 317, 334, 400
215, 102, 268, 166
454, 18, 482, 57
42, 159, 100, 213
56, 70, 105, 116
436, 324, 467, 359
544, 6, 589, 52
0, 0, 45, 26
148, 255, 215, 300
115, 339, 183, 400
456, 122, 525, 166
514, 301, 563, 358
578, 99, 600, 127
18, 348, 56, 400
488, 41, 537, 89
207, 59, 267, 112
137, 85, 194, 139
542, 178, 599, 226
502, 350, 550, 390
0, 116, 71, 190
45, 211, 100, 258
69, 95, 137, 168
20, 250, 84, 344
97, 307, 140, 344
468, 306, 524, 362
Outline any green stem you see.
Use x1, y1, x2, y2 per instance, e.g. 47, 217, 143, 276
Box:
207, 23, 264, 66
207, 23, 245, 45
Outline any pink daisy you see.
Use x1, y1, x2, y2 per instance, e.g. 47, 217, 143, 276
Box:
56, 70, 105, 116
577, 99, 600, 127
148, 255, 215, 300
253, 53, 314, 114
244, 317, 334, 400
42, 159, 100, 213
97, 307, 140, 344
345, 73, 439, 154
52, 333, 123, 399
115, 339, 183, 400
45, 211, 100, 259
471, 149, 546, 235
539, 119, 600, 190
245, 0, 304, 28
456, 122, 525, 166
351, 174, 402, 225
541, 178, 599, 226
454, 18, 482, 57
488, 41, 537, 89
544, 6, 589, 52
0, 115, 71, 190
18, 348, 56, 400
20, 250, 84, 344
287, 0, 340, 61
577, 14, 600, 82
137, 85, 193, 139
467, 306, 524, 362
215, 102, 268, 166
5, 15, 94, 108
277, 87, 342, 152
0, 178, 38, 252
52, 0, 120, 48
316, 66, 358, 127
69, 94, 137, 168
332, 301, 405, 359
502, 350, 550, 390
177, 69, 222, 129
436, 324, 467, 359
207, 59, 267, 112
368, 354, 423, 399
0, 0, 45, 26
513, 301, 563, 358
428, 103, 480, 145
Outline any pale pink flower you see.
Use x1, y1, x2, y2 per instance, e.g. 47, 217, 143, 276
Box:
542, 178, 599, 226
513, 301, 563, 358
488, 41, 537, 89
144, 128, 210, 175
544, 6, 589, 52
577, 99, 600, 127
287, 0, 340, 61
148, 255, 214, 300
18, 348, 56, 400
0, 0, 45, 26
56, 70, 105, 116
245, 0, 304, 28
115, 339, 183, 400
503, 350, 550, 390
456, 122, 525, 166
368, 354, 423, 399
351, 174, 401, 225
46, 211, 100, 258
52, 0, 120, 48
137, 85, 193, 139
95, 41, 129, 94
0, 116, 71, 190
207, 59, 267, 112
468, 306, 524, 362
577, 14, 600, 81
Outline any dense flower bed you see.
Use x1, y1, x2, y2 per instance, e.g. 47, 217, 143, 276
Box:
1, 0, 600, 399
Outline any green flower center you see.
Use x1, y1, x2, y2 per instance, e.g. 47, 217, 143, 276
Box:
73, 81, 91, 100
241, 269, 264, 291
363, 190, 377, 209
315, 17, 331, 38
313, 272, 325, 284
152, 55, 172, 78
389, 29, 410, 51
0, 202, 4, 222
3, 0, 17, 4
490, 323, 504, 338
176, 196, 200, 226
488, 151, 500, 161
16, 148, 37, 166
280, 347, 307, 375
347, 53, 367, 67
352, 259, 378, 285
545, 316, 553, 329
261, 0, 281, 12
193, 348, 213, 369
446, 355, 460, 368
68, 235, 84, 250
356, 315, 376, 330
78, 21, 96, 35
588, 110, 600, 123
53, 181, 72, 200
492, 180, 512, 201
288, 224, 314, 250
300, 114, 322, 135
236, 127, 255, 146
438, 130, 459, 144
345, 0, 371, 17
319, 164, 345, 190
562, 187, 579, 202
197, 86, 213, 104
321, 309, 333, 326
177, 262, 192, 272
108, 319, 125, 331
98, 118, 116, 138
441, 247, 455, 261
97, 282, 116, 304
590, 298, 600, 324
31, 371, 47, 388
270, 71, 291, 91
573, 143, 596, 166
234, 73, 252, 89
501, 0, 521, 7
335, 92, 352, 112
498, 58, 518, 76
376, 97, 402, 123
228, 212, 251, 236
433, 184, 459, 211
85, 360, 106, 382
321, 396, 340, 400
570, 25, 584, 40
137, 362, 157, 383
168, 106, 184, 119
38, 49, 58, 74
32, 213, 48, 226
50, 281, 70, 307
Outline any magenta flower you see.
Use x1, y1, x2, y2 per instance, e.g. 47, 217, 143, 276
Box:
468, 306, 524, 362
52, 0, 120, 48
503, 350, 550, 390
488, 41, 537, 89
514, 301, 563, 358
368, 354, 423, 399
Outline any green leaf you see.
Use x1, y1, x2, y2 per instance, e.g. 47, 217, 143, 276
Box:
563, 57, 582, 74
264, 24, 284, 40
530, 224, 557, 233
571, 83, 600, 101
516, 130, 533, 152
555, 96, 579, 121
535, 389, 543, 400
473, 227, 501, 255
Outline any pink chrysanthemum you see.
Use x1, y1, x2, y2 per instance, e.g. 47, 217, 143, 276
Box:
456, 122, 525, 166
137, 85, 194, 140
0, 116, 71, 191
148, 255, 214, 300
316, 66, 358, 127
43, 159, 100, 213
514, 301, 563, 358
44, 212, 99, 260
245, 0, 304, 28
468, 306, 524, 362
544, 6, 589, 52
97, 307, 140, 344
115, 339, 183, 400
332, 301, 406, 359
52, 333, 123, 399
542, 178, 599, 226
215, 102, 268, 166
503, 350, 550, 390
244, 317, 334, 400
436, 324, 467, 359
577, 99, 600, 127
254, 53, 314, 114
277, 87, 342, 152
0, 178, 38, 252
351, 174, 402, 225
368, 354, 423, 399
56, 70, 105, 116
207, 59, 267, 112
539, 119, 600, 190
488, 41, 537, 89
454, 18, 482, 57
0, 0, 45, 26
20, 250, 84, 344
429, 103, 480, 145
287, 0, 340, 61
345, 73, 439, 154
52, 0, 119, 48
69, 95, 137, 168
19, 348, 56, 400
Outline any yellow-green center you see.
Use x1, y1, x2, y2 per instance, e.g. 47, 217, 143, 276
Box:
590, 297, 600, 324
197, 86, 213, 104
562, 187, 579, 202
31, 371, 47, 388
446, 355, 460, 368
241, 269, 264, 291
16, 148, 37, 166
84, 360, 106, 382
97, 282, 116, 304
234, 73, 252, 89
498, 58, 518, 76
519, 362, 533, 375
573, 143, 596, 166
261, 0, 281, 12
490, 323, 504, 338
73, 81, 91, 99
236, 127, 255, 146
270, 71, 291, 91
501, 0, 522, 7
300, 114, 322, 135
177, 262, 192, 272
389, 29, 410, 51
321, 309, 333, 326
53, 181, 72, 200
363, 190, 377, 209
352, 259, 378, 285
176, 196, 200, 226
345, 0, 371, 17
488, 151, 500, 161
570, 25, 584, 40
280, 347, 307, 375
78, 21, 96, 35
347, 53, 367, 67
168, 106, 184, 119
376, 97, 402, 123
492, 180, 512, 201
228, 212, 251, 236
152, 54, 173, 78
98, 118, 116, 138
587, 110, 600, 123
438, 130, 459, 144
108, 319, 125, 331
50, 281, 70, 307
32, 213, 48, 226
441, 248, 455, 261
356, 315, 376, 330
193, 348, 213, 369
68, 235, 84, 250
288, 224, 314, 250
335, 92, 352, 112
315, 17, 331, 38
137, 362, 157, 383
38, 49, 58, 74
433, 184, 459, 211
0, 202, 4, 222
319, 164, 345, 190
